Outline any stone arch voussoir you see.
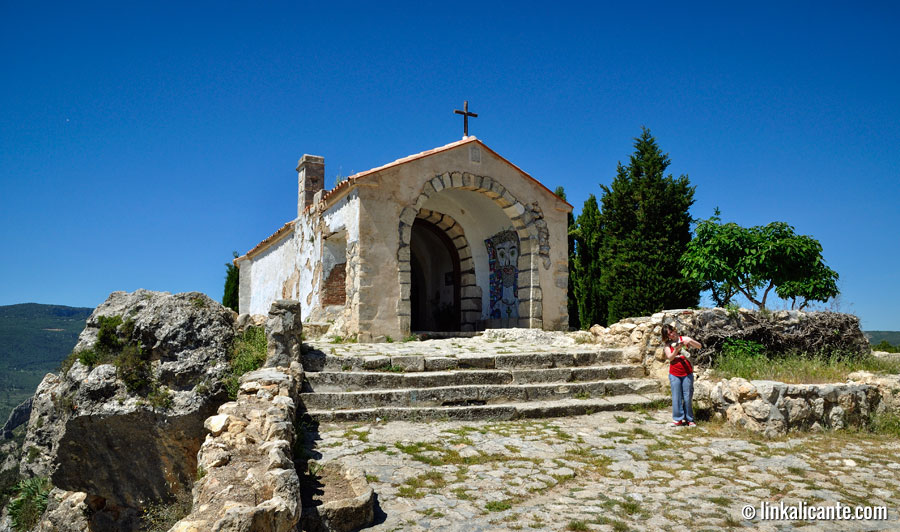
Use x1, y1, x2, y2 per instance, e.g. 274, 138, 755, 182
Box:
397, 172, 546, 333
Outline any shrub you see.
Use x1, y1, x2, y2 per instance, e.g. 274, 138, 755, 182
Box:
147, 386, 174, 410
8, 477, 51, 531
120, 318, 136, 342
0, 465, 20, 510
96, 315, 124, 353
77, 348, 102, 368
868, 410, 900, 438
115, 343, 152, 394
59, 351, 79, 376
713, 337, 900, 382
140, 489, 192, 532
224, 327, 267, 399
873, 340, 900, 353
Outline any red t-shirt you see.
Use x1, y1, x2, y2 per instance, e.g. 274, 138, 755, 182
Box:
667, 336, 694, 377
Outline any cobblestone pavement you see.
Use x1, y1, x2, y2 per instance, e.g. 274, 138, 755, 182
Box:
306, 409, 900, 531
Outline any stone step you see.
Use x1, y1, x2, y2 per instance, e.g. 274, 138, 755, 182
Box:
303, 393, 670, 423
301, 349, 627, 373
304, 365, 647, 392
299, 378, 661, 411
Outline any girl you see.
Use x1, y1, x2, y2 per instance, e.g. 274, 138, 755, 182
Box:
661, 324, 702, 427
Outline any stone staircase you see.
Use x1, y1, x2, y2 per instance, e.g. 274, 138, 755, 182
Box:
298, 339, 667, 422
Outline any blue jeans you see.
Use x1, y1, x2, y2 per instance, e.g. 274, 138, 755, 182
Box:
669, 373, 694, 422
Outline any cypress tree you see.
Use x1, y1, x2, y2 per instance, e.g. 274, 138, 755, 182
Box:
223, 251, 240, 312
554, 186, 579, 329
598, 127, 698, 324
572, 194, 606, 328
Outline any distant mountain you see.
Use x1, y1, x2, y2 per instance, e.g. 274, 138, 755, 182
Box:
0, 303, 93, 421
864, 331, 900, 347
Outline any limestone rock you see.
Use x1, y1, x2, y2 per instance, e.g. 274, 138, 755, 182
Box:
482, 328, 573, 346
301, 463, 375, 532
19, 290, 233, 518
1, 397, 32, 439
848, 371, 900, 412
32, 489, 93, 532
235, 313, 267, 333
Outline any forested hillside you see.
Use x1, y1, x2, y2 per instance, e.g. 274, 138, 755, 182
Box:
0, 303, 92, 421
866, 331, 900, 347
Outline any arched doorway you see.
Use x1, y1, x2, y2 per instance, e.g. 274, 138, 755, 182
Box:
397, 171, 549, 335
409, 218, 460, 332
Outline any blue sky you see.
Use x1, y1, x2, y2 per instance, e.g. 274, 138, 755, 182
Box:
1, 2, 898, 330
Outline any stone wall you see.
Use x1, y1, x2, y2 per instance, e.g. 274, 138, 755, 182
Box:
694, 377, 884, 437
172, 300, 305, 532
173, 299, 376, 531
171, 365, 303, 532
589, 308, 869, 381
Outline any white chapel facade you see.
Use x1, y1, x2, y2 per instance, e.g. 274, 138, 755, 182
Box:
236, 137, 572, 340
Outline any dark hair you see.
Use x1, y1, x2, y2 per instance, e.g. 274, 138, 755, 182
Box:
661, 324, 676, 345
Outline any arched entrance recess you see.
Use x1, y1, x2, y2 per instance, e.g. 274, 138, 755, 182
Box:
408, 210, 478, 332
397, 171, 543, 334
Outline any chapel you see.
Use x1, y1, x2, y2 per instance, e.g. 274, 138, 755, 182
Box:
235, 136, 572, 340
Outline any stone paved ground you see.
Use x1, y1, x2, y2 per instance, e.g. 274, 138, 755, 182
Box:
305, 328, 593, 359
306, 410, 900, 532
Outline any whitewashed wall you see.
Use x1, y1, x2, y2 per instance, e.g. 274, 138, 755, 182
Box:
239, 190, 360, 320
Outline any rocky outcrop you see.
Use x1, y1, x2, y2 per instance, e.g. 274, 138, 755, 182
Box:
589, 308, 869, 380
695, 377, 883, 437
1, 398, 33, 439
33, 489, 93, 532
18, 290, 235, 527
175, 299, 377, 532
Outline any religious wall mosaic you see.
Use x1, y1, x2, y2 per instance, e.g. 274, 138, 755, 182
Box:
485, 229, 520, 319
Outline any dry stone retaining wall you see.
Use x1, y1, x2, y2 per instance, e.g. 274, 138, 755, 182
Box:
695, 377, 883, 437
170, 365, 304, 532
172, 301, 305, 532
173, 300, 375, 532
589, 308, 869, 381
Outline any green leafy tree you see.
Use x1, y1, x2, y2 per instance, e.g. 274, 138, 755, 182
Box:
571, 195, 606, 328
597, 127, 699, 324
223, 251, 240, 312
680, 211, 839, 310
554, 186, 579, 329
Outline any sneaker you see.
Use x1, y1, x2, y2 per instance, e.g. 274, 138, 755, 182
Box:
686, 421, 697, 427
672, 420, 684, 427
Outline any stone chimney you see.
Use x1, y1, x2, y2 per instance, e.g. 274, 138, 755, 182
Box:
297, 154, 325, 216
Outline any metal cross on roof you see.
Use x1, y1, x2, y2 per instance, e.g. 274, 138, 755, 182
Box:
454, 101, 478, 137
